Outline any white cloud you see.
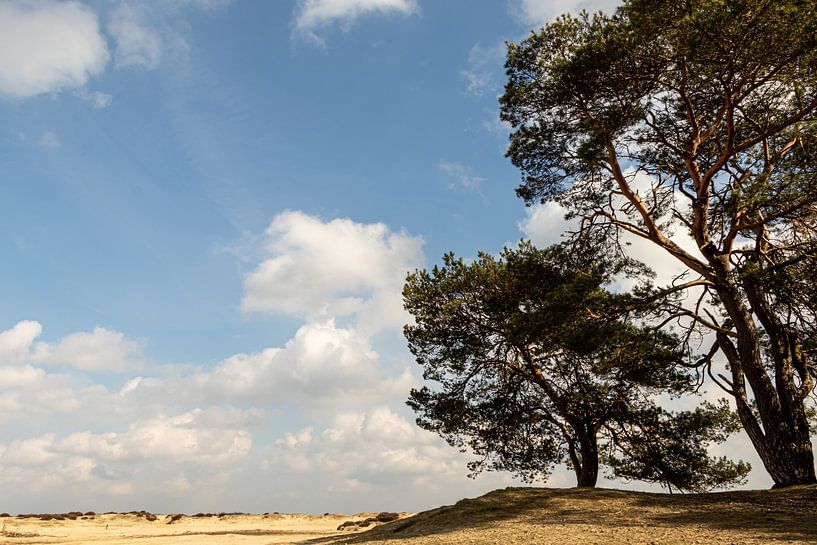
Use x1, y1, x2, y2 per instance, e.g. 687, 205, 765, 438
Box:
0, 320, 42, 364
511, 0, 620, 25
119, 320, 417, 414
76, 87, 114, 108
293, 0, 418, 42
0, 203, 775, 511
201, 320, 385, 403
0, 365, 81, 418
0, 0, 109, 98
518, 200, 574, 248
32, 326, 144, 373
241, 211, 424, 333
1, 434, 58, 466
59, 408, 253, 466
0, 321, 143, 373
0, 408, 253, 507
267, 406, 519, 493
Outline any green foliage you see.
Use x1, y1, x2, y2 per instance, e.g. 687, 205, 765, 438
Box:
499, 0, 817, 486
404, 244, 748, 490
502, 1, 817, 209
605, 400, 750, 492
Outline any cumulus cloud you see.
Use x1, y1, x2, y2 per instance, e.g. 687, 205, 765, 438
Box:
119, 320, 417, 415
0, 316, 416, 425
293, 0, 418, 42
0, 320, 43, 364
0, 211, 537, 512
0, 0, 109, 98
265, 406, 522, 506
198, 320, 415, 406
241, 211, 424, 333
0, 321, 144, 373
271, 407, 455, 482
1, 434, 59, 466
0, 407, 254, 508
0, 321, 146, 425
511, 0, 620, 25
0, 365, 81, 421
32, 326, 145, 373
58, 408, 253, 466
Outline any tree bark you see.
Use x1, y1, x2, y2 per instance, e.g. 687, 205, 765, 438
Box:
717, 285, 817, 487
574, 431, 599, 488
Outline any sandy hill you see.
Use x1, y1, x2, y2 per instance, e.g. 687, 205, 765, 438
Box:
311, 486, 817, 545
2, 486, 816, 544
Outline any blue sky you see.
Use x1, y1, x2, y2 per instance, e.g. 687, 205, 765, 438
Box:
0, 0, 765, 514
1, 0, 530, 362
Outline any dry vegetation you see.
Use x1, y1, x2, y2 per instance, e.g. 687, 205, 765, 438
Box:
2, 486, 817, 545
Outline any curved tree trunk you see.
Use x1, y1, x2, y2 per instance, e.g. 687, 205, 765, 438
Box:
716, 285, 816, 487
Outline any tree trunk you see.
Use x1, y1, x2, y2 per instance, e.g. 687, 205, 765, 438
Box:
716, 285, 817, 487
574, 432, 599, 487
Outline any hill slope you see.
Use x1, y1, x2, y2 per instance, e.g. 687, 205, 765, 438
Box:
309, 486, 817, 545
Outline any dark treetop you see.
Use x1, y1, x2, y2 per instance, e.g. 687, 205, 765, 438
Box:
404, 243, 748, 491
500, 0, 817, 487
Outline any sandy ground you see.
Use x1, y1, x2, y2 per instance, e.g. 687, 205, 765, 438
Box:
311, 486, 817, 545
3, 486, 817, 545
0, 512, 390, 545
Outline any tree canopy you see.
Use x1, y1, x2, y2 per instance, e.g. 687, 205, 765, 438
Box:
404, 244, 749, 491
500, 0, 817, 486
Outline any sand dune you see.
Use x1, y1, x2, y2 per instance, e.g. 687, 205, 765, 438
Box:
312, 486, 817, 545
3, 486, 817, 545
0, 511, 399, 545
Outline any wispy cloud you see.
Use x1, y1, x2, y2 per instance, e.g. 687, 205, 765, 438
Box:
439, 161, 488, 202
107, 0, 233, 71
461, 42, 505, 97
108, 3, 163, 70
293, 0, 419, 44
77, 88, 114, 109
